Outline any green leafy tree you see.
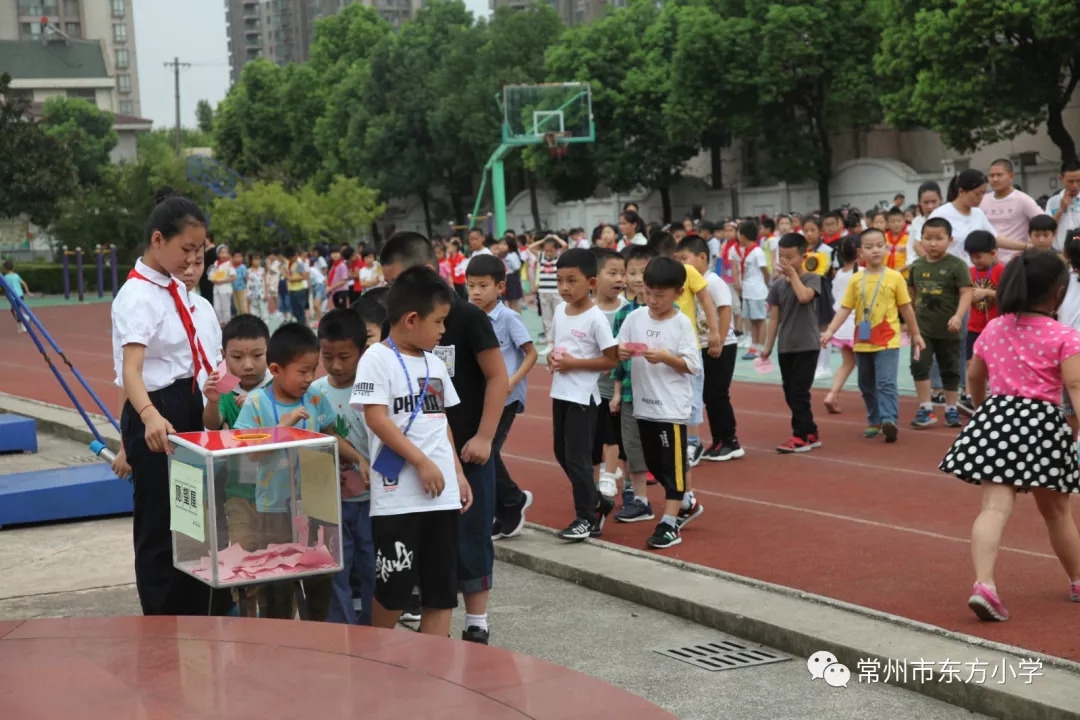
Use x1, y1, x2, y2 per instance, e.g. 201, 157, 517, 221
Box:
209, 180, 321, 251
304, 175, 386, 244
40, 96, 118, 187
195, 99, 215, 134
876, 0, 1080, 165
211, 60, 292, 180
545, 0, 697, 221
0, 73, 76, 226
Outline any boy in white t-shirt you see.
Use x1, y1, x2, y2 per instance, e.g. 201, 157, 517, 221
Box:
616, 257, 701, 549
676, 235, 743, 462
548, 248, 618, 542
736, 220, 770, 359
350, 267, 474, 637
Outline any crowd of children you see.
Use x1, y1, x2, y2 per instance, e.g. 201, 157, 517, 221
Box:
84, 159, 1080, 639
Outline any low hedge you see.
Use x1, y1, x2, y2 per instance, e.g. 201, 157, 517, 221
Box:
3, 262, 134, 296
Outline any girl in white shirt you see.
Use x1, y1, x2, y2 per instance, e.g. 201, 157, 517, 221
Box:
208, 245, 236, 326
906, 181, 943, 267
112, 187, 232, 617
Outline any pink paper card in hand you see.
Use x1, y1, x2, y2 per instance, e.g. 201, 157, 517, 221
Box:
624, 342, 648, 357
753, 356, 775, 374
552, 346, 567, 359
214, 360, 241, 394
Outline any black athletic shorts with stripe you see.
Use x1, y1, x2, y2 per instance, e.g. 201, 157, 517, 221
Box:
636, 419, 688, 502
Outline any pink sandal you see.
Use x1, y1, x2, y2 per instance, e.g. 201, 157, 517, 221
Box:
1070, 582, 1080, 603
968, 582, 1009, 621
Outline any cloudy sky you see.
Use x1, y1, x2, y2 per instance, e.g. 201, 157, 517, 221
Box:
134, 0, 491, 128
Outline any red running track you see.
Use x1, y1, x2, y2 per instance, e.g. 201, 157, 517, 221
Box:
4, 304, 1080, 662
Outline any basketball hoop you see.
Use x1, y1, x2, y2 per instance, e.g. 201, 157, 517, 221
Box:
544, 131, 570, 159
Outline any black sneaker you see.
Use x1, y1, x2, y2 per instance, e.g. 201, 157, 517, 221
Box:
461, 626, 489, 645
687, 440, 706, 467
400, 591, 421, 623
931, 391, 946, 405
881, 420, 899, 443
676, 497, 704, 530
703, 440, 745, 462
557, 518, 591, 542
957, 394, 975, 416
646, 521, 682, 549
495, 490, 533, 540
592, 496, 616, 537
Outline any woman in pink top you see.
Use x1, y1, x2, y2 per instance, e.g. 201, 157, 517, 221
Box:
940, 250, 1080, 622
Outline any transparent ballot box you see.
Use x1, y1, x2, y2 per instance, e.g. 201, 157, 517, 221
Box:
167, 428, 343, 589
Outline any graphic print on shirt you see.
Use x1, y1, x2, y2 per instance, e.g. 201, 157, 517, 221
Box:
433, 345, 456, 377
375, 541, 414, 582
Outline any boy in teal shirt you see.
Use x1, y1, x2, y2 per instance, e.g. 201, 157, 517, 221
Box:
3, 259, 30, 333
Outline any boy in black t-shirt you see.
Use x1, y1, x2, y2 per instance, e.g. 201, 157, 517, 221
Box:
379, 232, 509, 646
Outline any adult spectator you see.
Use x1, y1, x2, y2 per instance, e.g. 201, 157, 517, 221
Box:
979, 158, 1042, 262
199, 233, 217, 299
1045, 159, 1080, 251
892, 193, 905, 210
929, 169, 998, 262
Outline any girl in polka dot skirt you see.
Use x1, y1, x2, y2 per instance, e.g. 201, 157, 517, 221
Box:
940, 249, 1080, 621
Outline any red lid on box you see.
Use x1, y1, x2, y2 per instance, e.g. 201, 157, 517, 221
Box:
172, 427, 327, 451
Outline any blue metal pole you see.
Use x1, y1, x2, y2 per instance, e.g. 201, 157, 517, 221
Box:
110, 246, 119, 297
75, 248, 84, 302
95, 245, 104, 298
62, 247, 70, 300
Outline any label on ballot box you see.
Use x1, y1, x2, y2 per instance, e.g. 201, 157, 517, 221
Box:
169, 460, 205, 541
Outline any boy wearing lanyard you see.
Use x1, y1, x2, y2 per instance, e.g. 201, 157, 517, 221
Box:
233, 322, 365, 619
351, 267, 474, 638
114, 188, 234, 616
822, 229, 925, 443
962, 231, 1003, 406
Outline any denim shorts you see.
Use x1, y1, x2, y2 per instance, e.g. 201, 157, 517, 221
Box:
690, 362, 705, 425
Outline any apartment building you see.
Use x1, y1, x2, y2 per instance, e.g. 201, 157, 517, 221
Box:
490, 0, 610, 26
0, 0, 141, 116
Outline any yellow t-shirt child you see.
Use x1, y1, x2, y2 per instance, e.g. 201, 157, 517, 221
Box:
677, 263, 708, 340
840, 268, 910, 353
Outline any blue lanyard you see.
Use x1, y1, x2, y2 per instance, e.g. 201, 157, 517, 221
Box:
387, 338, 430, 436
861, 270, 885, 321
266, 387, 307, 430
974, 263, 996, 286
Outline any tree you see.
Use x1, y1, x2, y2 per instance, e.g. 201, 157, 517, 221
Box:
303, 175, 386, 244
0, 73, 76, 226
195, 100, 215, 134
545, 0, 698, 221
39, 96, 118, 187
209, 181, 320, 251
211, 60, 292, 180
876, 0, 1080, 165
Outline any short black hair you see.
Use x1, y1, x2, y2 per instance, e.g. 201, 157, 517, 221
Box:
556, 247, 597, 277
3, 259, 13, 272
859, 228, 885, 247
886, 206, 906, 218
386, 266, 454, 323
268, 322, 319, 367
894, 193, 905, 200
648, 231, 677, 256
590, 247, 624, 271
964, 230, 996, 254
1061, 159, 1080, 175
624, 244, 657, 264
222, 314, 270, 350
1030, 214, 1057, 233
317, 308, 367, 350
778, 232, 807, 251
990, 158, 1014, 173
542, 236, 559, 248
676, 235, 709, 258
922, 217, 953, 237
643, 256, 687, 290
465, 254, 506, 283
380, 231, 437, 269
761, 218, 776, 232
737, 220, 758, 242
283, 245, 297, 259
822, 210, 843, 223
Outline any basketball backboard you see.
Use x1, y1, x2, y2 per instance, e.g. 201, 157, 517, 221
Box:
502, 82, 594, 146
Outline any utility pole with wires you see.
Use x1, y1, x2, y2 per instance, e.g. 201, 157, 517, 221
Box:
163, 57, 191, 156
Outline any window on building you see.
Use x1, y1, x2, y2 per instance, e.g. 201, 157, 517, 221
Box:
119, 100, 134, 115
113, 22, 126, 42
115, 48, 129, 69
19, 22, 42, 39
9, 89, 34, 103
112, 0, 124, 17
65, 0, 79, 16
65, 21, 80, 37
117, 74, 132, 94
43, 0, 58, 14
67, 88, 96, 104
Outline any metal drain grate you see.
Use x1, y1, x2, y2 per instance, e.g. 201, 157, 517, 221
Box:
654, 638, 791, 672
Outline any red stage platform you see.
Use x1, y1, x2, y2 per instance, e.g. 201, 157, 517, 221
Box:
4, 303, 1080, 662
0, 617, 674, 719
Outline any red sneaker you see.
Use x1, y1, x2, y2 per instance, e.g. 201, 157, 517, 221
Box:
807, 433, 822, 448
776, 436, 813, 454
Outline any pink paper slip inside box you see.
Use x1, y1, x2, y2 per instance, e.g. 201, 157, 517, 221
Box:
214, 361, 241, 394
753, 357, 775, 374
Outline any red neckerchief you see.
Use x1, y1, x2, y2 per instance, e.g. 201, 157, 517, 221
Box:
885, 229, 908, 267
823, 231, 846, 246
127, 268, 214, 389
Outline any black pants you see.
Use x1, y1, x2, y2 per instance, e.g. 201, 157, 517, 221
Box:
637, 419, 688, 501
332, 291, 350, 309
778, 350, 818, 440
552, 398, 597, 522
702, 344, 738, 444
492, 401, 526, 518
121, 378, 233, 616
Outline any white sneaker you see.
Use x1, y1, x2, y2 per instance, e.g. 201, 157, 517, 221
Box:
814, 367, 832, 381
17, 323, 26, 334
597, 472, 618, 499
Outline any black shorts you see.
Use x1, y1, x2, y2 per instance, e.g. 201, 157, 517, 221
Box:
371, 510, 459, 611
592, 397, 624, 465
637, 419, 688, 501
965, 331, 980, 361
504, 271, 524, 301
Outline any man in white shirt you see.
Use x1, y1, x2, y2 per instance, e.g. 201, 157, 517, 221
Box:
1045, 159, 1080, 251
980, 158, 1042, 261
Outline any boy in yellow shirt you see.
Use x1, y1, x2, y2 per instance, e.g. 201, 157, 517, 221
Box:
821, 229, 925, 443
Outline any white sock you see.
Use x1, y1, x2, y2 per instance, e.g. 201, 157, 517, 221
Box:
817, 348, 831, 372
680, 490, 695, 511
465, 613, 488, 631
